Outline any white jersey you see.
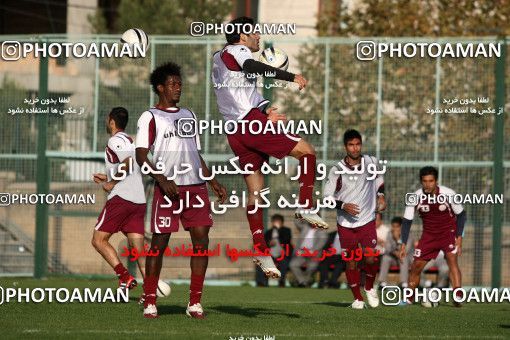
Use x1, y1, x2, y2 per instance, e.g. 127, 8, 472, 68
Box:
323, 155, 384, 228
135, 106, 204, 186
104, 132, 145, 204
212, 44, 269, 120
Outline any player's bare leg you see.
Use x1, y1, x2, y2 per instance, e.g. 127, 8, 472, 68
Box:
363, 248, 380, 307
143, 233, 171, 318
345, 259, 366, 309
91, 230, 137, 290
407, 259, 428, 304
445, 252, 463, 307
289, 140, 327, 229
127, 233, 146, 279
186, 226, 210, 319
245, 170, 280, 278
91, 231, 118, 267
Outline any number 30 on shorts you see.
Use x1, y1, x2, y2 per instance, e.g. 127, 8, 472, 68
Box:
413, 248, 421, 257
158, 217, 171, 228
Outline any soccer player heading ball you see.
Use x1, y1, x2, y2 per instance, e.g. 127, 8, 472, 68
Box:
211, 16, 328, 278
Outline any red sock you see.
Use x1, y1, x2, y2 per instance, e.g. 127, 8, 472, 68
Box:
143, 275, 159, 308
189, 274, 205, 305
345, 268, 363, 301
113, 263, 130, 281
298, 154, 316, 209
246, 205, 268, 251
454, 287, 463, 299
364, 263, 378, 290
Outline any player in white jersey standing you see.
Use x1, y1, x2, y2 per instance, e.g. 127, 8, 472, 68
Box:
92, 107, 146, 291
212, 16, 327, 278
136, 62, 227, 319
323, 129, 386, 309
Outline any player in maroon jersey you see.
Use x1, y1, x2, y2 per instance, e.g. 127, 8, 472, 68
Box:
399, 166, 466, 307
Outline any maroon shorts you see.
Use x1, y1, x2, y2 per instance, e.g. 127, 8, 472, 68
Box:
414, 228, 457, 261
226, 108, 301, 171
337, 220, 377, 253
95, 195, 146, 235
151, 183, 213, 233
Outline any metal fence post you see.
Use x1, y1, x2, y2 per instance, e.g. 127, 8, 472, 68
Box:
320, 42, 331, 218
34, 38, 50, 279
434, 55, 441, 164
205, 39, 212, 154
92, 37, 100, 152
150, 39, 156, 107
375, 55, 383, 159
491, 36, 506, 288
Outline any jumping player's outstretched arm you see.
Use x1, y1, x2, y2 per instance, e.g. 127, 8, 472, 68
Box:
243, 59, 307, 90
228, 45, 307, 89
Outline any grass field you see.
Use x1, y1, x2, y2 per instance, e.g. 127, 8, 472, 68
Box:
0, 278, 509, 339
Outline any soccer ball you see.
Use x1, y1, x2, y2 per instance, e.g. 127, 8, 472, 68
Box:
259, 47, 289, 70
120, 28, 150, 51
156, 280, 171, 298
422, 290, 440, 308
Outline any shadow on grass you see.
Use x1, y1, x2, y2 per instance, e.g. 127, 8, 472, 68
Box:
209, 305, 300, 318
129, 296, 142, 303
313, 301, 352, 308
498, 324, 510, 329
158, 305, 187, 315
